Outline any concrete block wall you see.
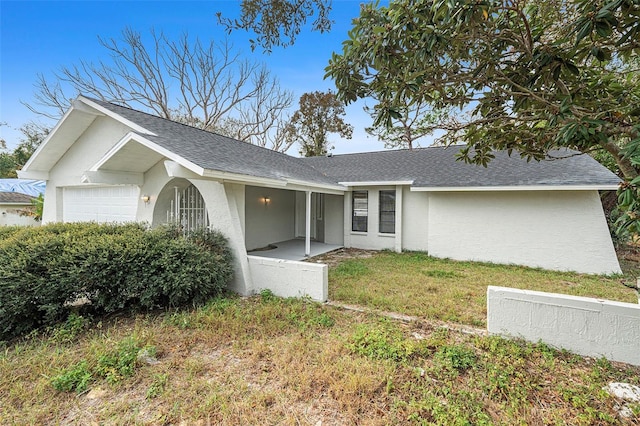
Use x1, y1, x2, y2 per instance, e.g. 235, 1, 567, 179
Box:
247, 255, 328, 302
487, 286, 640, 366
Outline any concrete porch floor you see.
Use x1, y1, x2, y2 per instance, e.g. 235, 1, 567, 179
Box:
247, 238, 343, 261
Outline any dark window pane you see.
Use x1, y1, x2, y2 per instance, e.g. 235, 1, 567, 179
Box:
352, 191, 368, 232
379, 190, 395, 234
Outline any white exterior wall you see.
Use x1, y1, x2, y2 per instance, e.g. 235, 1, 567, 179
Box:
245, 186, 295, 251
343, 187, 397, 250
42, 116, 133, 224
488, 286, 640, 366
0, 204, 40, 226
401, 188, 429, 251
324, 194, 344, 245
247, 255, 328, 301
427, 190, 621, 274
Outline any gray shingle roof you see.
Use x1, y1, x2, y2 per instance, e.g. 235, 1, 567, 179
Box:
88, 97, 621, 189
302, 146, 621, 188
0, 192, 34, 204
88, 98, 338, 186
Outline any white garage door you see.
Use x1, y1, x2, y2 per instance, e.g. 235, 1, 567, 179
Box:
63, 186, 139, 223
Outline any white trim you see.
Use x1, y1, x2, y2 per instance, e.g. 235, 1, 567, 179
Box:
285, 178, 347, 193
339, 180, 414, 187
305, 191, 312, 257
17, 170, 49, 180
202, 169, 287, 187
20, 103, 85, 172
89, 132, 205, 176
77, 96, 156, 136
80, 170, 144, 185
410, 184, 620, 192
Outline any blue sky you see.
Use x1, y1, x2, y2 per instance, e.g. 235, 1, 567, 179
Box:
1, 0, 385, 154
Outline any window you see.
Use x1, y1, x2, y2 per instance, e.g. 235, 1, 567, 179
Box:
379, 190, 395, 234
352, 191, 368, 232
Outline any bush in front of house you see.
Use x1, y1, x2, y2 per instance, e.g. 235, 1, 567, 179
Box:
0, 222, 233, 341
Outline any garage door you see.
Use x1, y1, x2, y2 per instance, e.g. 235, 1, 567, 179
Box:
63, 186, 139, 223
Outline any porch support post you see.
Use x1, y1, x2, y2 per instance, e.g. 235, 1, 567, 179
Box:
305, 190, 312, 257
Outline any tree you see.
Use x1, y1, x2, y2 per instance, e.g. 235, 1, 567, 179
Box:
216, 0, 333, 52
326, 0, 640, 231
0, 124, 49, 178
27, 28, 294, 152
285, 90, 353, 157
365, 100, 449, 150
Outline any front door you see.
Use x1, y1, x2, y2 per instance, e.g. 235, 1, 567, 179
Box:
312, 193, 324, 243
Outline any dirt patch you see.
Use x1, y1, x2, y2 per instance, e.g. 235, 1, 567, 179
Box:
307, 248, 377, 267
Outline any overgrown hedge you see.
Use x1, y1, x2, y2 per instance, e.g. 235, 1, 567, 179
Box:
0, 222, 233, 341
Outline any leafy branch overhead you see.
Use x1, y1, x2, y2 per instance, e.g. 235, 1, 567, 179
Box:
325, 0, 640, 234
216, 0, 333, 52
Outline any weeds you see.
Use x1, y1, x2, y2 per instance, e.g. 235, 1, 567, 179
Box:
146, 373, 168, 399
50, 361, 93, 393
3, 296, 639, 425
348, 319, 424, 362
50, 335, 154, 393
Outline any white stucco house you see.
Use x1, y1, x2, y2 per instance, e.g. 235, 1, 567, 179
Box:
0, 192, 39, 227
19, 96, 622, 301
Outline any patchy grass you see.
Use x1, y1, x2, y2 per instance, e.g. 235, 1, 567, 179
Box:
328, 251, 638, 327
1, 295, 638, 425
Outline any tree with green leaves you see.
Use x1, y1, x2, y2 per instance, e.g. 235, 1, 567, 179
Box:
216, 0, 333, 52
326, 0, 640, 233
0, 124, 48, 178
285, 90, 353, 157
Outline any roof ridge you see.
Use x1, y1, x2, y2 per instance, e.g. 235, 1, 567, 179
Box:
81, 95, 303, 160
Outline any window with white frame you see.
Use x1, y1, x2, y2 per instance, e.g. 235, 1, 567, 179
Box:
352, 191, 368, 232
379, 190, 395, 234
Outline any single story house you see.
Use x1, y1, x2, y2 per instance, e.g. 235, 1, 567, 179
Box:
19, 96, 622, 300
0, 191, 38, 227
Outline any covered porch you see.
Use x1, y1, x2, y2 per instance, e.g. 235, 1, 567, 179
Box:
247, 238, 343, 261
244, 185, 345, 260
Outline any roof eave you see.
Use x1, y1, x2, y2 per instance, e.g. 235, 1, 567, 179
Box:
410, 184, 621, 192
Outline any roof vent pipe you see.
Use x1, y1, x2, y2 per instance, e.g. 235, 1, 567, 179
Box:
326, 152, 333, 158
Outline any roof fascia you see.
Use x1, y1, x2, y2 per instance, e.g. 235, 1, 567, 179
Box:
285, 178, 347, 193
90, 132, 205, 176
80, 171, 144, 185
77, 96, 156, 136
17, 170, 50, 180
201, 168, 287, 187
410, 184, 620, 192
339, 180, 414, 187
20, 101, 100, 172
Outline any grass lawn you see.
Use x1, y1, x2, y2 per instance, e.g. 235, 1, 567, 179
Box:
327, 250, 639, 327
2, 294, 639, 425
2, 253, 640, 424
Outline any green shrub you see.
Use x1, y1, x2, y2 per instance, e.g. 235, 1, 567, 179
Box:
0, 223, 233, 341
435, 344, 477, 371
50, 361, 93, 393
348, 320, 422, 362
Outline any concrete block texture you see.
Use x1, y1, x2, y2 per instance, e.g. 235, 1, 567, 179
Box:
487, 286, 640, 366
248, 256, 328, 302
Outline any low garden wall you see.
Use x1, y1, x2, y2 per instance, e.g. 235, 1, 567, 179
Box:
247, 256, 328, 302
487, 286, 640, 366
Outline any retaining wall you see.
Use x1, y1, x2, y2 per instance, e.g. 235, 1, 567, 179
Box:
247, 255, 328, 302
487, 286, 640, 366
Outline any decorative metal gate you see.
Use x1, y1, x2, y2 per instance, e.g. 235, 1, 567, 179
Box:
166, 184, 209, 233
